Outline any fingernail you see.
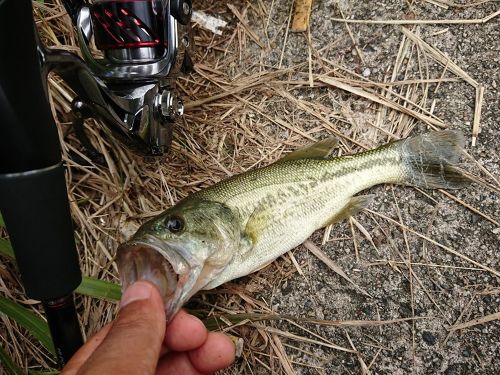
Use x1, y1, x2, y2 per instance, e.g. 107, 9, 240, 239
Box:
228, 335, 243, 356
120, 281, 153, 308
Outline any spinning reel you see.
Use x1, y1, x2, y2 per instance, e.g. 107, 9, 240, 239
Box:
57, 0, 194, 156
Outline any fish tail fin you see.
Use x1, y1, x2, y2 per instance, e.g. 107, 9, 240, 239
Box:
396, 130, 470, 189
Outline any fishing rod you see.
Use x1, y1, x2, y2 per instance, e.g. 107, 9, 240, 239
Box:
0, 0, 192, 367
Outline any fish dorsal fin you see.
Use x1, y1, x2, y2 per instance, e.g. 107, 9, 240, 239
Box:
279, 137, 338, 162
323, 194, 374, 226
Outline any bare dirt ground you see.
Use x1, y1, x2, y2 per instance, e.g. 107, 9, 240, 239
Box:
0, 1, 498, 374
185, 1, 500, 374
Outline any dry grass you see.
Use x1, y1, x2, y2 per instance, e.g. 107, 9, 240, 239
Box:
1, 0, 499, 373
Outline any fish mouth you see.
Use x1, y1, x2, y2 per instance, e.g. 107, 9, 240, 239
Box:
116, 236, 195, 322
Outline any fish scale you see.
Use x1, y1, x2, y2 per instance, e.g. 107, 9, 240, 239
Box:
117, 130, 469, 320
198, 146, 406, 286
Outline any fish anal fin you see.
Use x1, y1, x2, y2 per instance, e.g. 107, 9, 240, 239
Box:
324, 194, 374, 226
279, 137, 338, 162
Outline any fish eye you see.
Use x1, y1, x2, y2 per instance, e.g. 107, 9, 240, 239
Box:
165, 216, 184, 233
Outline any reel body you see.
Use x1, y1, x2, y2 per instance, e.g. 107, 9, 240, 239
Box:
57, 0, 193, 155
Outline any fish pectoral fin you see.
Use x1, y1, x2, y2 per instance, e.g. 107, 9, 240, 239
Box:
239, 230, 254, 254
324, 194, 374, 226
243, 204, 273, 247
278, 137, 339, 163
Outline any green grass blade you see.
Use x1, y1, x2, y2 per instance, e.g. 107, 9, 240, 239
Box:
29, 371, 58, 375
0, 235, 121, 301
0, 297, 55, 355
0, 238, 14, 259
203, 312, 281, 331
0, 344, 24, 375
76, 277, 121, 301
0, 211, 11, 259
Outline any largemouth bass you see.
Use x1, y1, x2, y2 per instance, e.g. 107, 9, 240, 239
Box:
117, 131, 468, 320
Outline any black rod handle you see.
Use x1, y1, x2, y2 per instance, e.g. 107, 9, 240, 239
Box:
0, 163, 82, 300
0, 162, 84, 368
0, 0, 62, 173
0, 0, 84, 367
43, 295, 84, 367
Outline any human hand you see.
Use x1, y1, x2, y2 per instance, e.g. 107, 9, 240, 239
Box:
61, 281, 235, 375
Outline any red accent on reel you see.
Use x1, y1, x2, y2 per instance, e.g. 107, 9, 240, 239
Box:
92, 1, 165, 51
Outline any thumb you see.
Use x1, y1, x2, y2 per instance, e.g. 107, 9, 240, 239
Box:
77, 281, 166, 375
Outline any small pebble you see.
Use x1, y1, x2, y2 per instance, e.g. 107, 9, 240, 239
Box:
362, 68, 371, 77
422, 331, 437, 346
